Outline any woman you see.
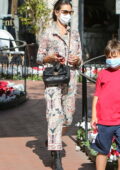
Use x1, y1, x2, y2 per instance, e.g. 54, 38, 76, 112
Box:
37, 0, 82, 169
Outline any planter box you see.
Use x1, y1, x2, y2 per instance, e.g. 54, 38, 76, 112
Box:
0, 93, 27, 110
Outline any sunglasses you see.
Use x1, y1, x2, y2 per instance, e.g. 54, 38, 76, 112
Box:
60, 10, 74, 15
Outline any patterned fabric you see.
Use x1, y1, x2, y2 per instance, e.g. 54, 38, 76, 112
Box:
45, 70, 77, 150
37, 22, 82, 66
37, 22, 82, 150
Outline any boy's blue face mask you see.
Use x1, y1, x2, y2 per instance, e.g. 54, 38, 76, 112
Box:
106, 58, 120, 68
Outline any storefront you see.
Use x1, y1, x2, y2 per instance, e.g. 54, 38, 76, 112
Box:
82, 0, 119, 58
0, 0, 24, 40
0, 0, 119, 57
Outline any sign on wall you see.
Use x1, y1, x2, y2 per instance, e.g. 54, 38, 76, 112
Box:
116, 0, 120, 14
3, 17, 14, 27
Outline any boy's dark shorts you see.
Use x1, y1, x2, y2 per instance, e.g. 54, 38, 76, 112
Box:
91, 124, 120, 155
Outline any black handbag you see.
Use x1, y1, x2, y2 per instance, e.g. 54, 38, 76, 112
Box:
43, 31, 71, 86
43, 63, 70, 85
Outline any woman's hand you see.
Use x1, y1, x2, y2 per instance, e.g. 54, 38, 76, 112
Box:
68, 55, 81, 66
43, 53, 65, 64
56, 53, 65, 64
43, 53, 58, 63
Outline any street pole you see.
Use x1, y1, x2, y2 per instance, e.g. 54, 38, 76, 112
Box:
78, 0, 84, 49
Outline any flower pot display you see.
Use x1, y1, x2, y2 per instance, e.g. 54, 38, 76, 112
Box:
0, 81, 26, 110
76, 121, 120, 167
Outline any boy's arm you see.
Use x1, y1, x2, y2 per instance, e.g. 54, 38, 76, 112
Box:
91, 96, 98, 130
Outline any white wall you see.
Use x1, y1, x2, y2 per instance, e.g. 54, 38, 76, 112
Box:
0, 0, 8, 29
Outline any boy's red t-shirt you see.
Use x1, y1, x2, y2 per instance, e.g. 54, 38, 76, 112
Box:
94, 68, 120, 125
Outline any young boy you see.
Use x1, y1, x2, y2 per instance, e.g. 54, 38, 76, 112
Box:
91, 39, 120, 170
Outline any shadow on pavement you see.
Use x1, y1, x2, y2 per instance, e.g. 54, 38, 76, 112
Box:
78, 159, 117, 170
26, 138, 53, 168
78, 163, 95, 170
0, 81, 95, 169
26, 137, 66, 168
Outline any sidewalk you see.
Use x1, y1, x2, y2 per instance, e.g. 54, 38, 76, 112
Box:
0, 80, 95, 170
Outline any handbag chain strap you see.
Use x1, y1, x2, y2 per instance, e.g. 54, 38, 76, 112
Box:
53, 28, 71, 66
43, 28, 71, 69
66, 29, 71, 65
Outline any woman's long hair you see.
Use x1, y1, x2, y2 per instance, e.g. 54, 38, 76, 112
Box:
52, 0, 72, 21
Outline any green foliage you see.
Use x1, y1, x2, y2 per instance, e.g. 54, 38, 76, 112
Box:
112, 141, 117, 149
76, 127, 98, 157
27, 75, 43, 80
76, 126, 119, 167
13, 75, 23, 80
18, 0, 50, 34
1, 74, 43, 81
77, 75, 82, 82
84, 140, 98, 156
76, 127, 86, 141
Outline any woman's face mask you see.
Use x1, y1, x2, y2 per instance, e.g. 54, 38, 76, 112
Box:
106, 58, 120, 69
59, 13, 71, 25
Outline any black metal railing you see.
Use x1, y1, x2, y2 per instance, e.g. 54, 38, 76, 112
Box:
79, 55, 106, 139
0, 40, 42, 81
0, 37, 27, 94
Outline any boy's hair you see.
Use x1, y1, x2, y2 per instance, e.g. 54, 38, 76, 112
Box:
104, 39, 120, 57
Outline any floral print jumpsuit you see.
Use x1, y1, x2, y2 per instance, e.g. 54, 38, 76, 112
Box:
37, 22, 82, 150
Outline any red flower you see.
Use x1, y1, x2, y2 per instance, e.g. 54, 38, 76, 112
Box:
92, 69, 101, 75
0, 81, 14, 96
32, 67, 45, 71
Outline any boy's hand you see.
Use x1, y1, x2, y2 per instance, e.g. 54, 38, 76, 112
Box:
91, 96, 98, 130
91, 118, 98, 130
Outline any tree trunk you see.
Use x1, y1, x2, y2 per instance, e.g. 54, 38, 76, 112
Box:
11, 0, 18, 15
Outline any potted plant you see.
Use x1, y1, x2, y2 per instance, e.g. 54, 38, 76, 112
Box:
76, 121, 119, 168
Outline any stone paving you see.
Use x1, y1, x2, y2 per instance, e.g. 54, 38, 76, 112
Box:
0, 80, 96, 170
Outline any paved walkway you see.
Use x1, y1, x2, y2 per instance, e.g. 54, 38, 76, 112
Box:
0, 80, 95, 170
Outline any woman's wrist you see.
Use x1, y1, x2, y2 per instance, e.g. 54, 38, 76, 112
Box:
76, 58, 81, 65
43, 55, 51, 64
74, 58, 81, 67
